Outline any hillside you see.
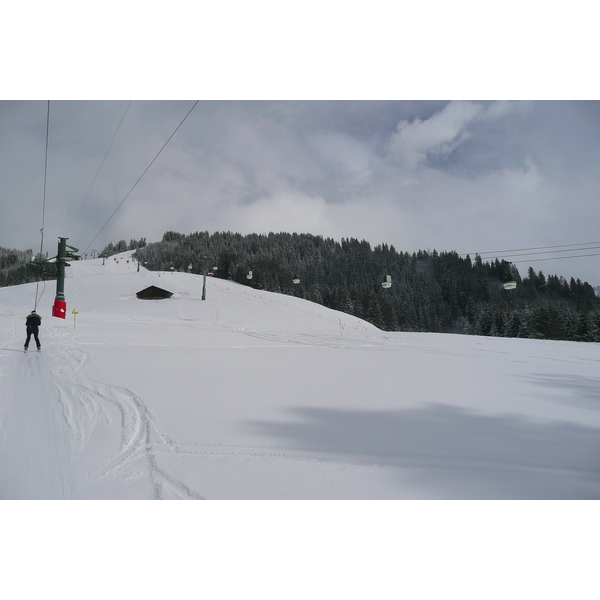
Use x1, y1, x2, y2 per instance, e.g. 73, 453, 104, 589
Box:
1, 251, 599, 500
130, 231, 600, 340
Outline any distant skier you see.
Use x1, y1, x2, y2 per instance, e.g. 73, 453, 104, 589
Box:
24, 310, 42, 352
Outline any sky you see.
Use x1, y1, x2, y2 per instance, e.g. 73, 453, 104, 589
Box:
2, 99, 599, 285
2, 3, 599, 286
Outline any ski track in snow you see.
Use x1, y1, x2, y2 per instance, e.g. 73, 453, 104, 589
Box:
1, 309, 376, 499
0, 321, 203, 499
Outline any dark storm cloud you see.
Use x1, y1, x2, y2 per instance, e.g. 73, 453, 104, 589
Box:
1, 100, 599, 284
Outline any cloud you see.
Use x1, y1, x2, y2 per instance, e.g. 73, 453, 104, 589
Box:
308, 132, 373, 178
227, 192, 328, 235
387, 101, 523, 170
388, 101, 481, 167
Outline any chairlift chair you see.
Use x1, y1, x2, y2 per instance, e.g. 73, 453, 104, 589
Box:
501, 263, 518, 290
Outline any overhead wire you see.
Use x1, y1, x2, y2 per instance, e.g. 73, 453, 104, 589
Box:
464, 241, 600, 256
482, 246, 600, 259
83, 100, 199, 254
66, 100, 132, 237
34, 100, 50, 311
512, 252, 600, 264
459, 241, 600, 265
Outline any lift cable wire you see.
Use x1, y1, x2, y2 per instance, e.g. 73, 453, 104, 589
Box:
34, 100, 50, 311
512, 252, 600, 264
458, 241, 600, 268
66, 100, 132, 237
461, 241, 600, 258
477, 245, 600, 260
83, 100, 199, 254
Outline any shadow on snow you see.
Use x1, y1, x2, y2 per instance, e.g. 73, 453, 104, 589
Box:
246, 397, 600, 499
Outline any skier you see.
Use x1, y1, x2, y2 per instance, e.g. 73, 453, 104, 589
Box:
24, 310, 42, 352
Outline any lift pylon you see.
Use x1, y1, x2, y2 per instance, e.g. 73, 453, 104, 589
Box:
52, 237, 79, 318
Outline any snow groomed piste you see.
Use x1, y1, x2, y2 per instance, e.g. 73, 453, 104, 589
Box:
0, 251, 599, 499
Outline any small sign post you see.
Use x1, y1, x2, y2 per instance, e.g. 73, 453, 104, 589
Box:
72, 309, 79, 329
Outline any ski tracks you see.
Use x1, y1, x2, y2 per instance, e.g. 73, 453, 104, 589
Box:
1, 322, 203, 499
50, 359, 205, 500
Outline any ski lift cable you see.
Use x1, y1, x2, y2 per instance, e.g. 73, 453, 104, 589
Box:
462, 241, 600, 257
34, 100, 50, 311
481, 245, 600, 260
83, 100, 199, 254
66, 100, 132, 236
512, 251, 600, 264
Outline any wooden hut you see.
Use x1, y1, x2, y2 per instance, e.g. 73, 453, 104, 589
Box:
136, 285, 173, 300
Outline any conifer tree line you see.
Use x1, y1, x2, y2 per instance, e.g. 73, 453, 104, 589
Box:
0, 239, 147, 287
0, 247, 51, 287
126, 231, 600, 342
3, 232, 599, 342
100, 238, 147, 255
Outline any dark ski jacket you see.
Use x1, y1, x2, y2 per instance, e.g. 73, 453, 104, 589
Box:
26, 314, 42, 332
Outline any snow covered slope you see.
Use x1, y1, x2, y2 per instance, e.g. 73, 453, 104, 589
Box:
1, 251, 599, 499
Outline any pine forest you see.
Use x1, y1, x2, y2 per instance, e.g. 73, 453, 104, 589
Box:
3, 231, 600, 342
132, 231, 600, 342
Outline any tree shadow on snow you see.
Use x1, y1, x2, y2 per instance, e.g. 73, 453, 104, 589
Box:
246, 403, 600, 499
